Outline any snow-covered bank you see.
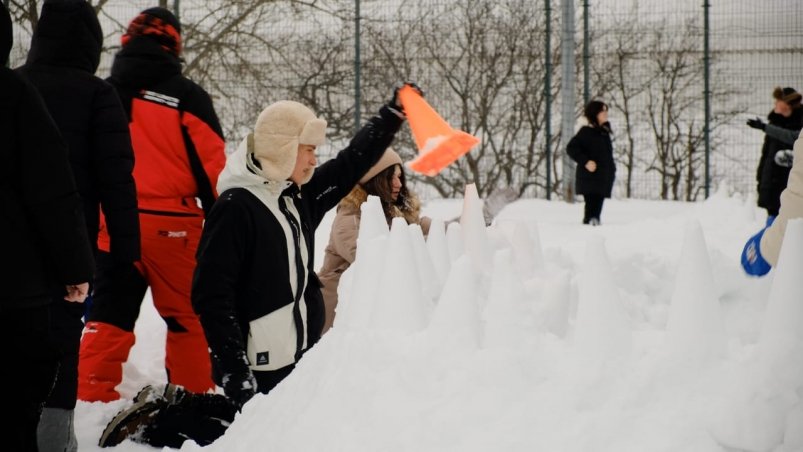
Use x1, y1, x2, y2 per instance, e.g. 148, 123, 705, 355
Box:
75, 189, 802, 452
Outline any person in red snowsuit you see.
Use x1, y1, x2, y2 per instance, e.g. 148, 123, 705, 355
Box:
78, 7, 226, 402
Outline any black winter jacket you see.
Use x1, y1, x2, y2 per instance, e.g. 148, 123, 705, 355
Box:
17, 0, 140, 262
192, 105, 403, 396
757, 109, 803, 212
567, 124, 616, 197
0, 67, 95, 311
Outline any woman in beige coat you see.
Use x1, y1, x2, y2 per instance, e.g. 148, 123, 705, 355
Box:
318, 148, 431, 333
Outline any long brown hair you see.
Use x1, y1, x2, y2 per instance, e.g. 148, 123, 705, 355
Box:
362, 163, 408, 204
361, 164, 412, 221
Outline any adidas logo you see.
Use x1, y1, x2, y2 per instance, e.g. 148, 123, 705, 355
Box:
256, 351, 269, 365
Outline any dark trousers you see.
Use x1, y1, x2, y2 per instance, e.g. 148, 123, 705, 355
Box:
45, 299, 86, 409
583, 194, 605, 224
2, 304, 59, 452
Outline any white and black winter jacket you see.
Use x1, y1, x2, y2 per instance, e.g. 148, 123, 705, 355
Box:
192, 104, 403, 394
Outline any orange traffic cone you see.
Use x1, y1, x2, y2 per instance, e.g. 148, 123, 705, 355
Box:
398, 85, 479, 177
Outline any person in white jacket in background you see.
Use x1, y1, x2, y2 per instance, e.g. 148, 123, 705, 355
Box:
742, 136, 803, 276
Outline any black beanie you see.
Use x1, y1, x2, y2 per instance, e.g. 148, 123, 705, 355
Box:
140, 7, 181, 34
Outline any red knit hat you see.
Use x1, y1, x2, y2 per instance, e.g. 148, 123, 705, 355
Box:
121, 7, 181, 57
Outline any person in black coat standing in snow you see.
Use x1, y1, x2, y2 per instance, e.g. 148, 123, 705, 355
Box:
748, 86, 803, 221
567, 100, 616, 225
16, 1, 140, 450
0, 3, 95, 451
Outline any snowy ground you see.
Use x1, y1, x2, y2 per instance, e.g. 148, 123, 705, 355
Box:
74, 186, 803, 452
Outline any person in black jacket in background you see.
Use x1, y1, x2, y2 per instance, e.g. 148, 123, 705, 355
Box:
16, 1, 140, 451
567, 100, 617, 226
0, 3, 95, 451
746, 86, 803, 222
98, 84, 419, 449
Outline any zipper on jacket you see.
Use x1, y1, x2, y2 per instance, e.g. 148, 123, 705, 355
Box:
278, 195, 307, 361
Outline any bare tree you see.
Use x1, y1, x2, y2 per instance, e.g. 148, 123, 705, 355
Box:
8, 0, 758, 201
358, 0, 549, 198
591, 14, 651, 199
643, 21, 699, 200
639, 19, 743, 201
9, 0, 126, 59
175, 0, 357, 143
7, 0, 40, 32
8, 0, 349, 146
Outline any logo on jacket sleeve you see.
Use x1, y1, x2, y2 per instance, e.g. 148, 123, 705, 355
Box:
256, 351, 269, 365
140, 90, 179, 108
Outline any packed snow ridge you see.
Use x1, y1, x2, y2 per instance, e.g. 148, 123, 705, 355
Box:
190, 185, 802, 452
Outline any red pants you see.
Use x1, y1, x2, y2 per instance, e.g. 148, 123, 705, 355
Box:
78, 212, 213, 402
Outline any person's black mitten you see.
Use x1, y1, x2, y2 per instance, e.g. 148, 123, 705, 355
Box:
222, 371, 258, 410
747, 117, 766, 131
389, 82, 424, 114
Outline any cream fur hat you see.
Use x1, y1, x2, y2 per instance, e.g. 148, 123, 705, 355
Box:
252, 100, 327, 181
360, 148, 403, 184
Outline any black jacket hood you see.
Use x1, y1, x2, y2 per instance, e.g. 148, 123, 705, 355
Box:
1, 3, 11, 67
26, 0, 103, 73
109, 35, 181, 87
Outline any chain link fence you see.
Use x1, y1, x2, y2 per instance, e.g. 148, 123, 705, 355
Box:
7, 0, 803, 201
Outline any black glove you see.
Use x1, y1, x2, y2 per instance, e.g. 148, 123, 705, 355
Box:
390, 82, 424, 113
223, 370, 258, 410
747, 117, 766, 131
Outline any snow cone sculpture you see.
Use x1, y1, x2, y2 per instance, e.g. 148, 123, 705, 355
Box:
573, 236, 632, 364
336, 195, 388, 331
371, 217, 428, 333
665, 220, 726, 365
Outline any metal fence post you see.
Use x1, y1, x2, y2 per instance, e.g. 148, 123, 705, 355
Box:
545, 0, 552, 200
703, 0, 711, 198
582, 0, 589, 105
561, 0, 576, 202
354, 0, 361, 132
2, 0, 6, 68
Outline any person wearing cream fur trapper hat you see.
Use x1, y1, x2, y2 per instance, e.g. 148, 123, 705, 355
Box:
99, 83, 423, 448
251, 100, 328, 184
